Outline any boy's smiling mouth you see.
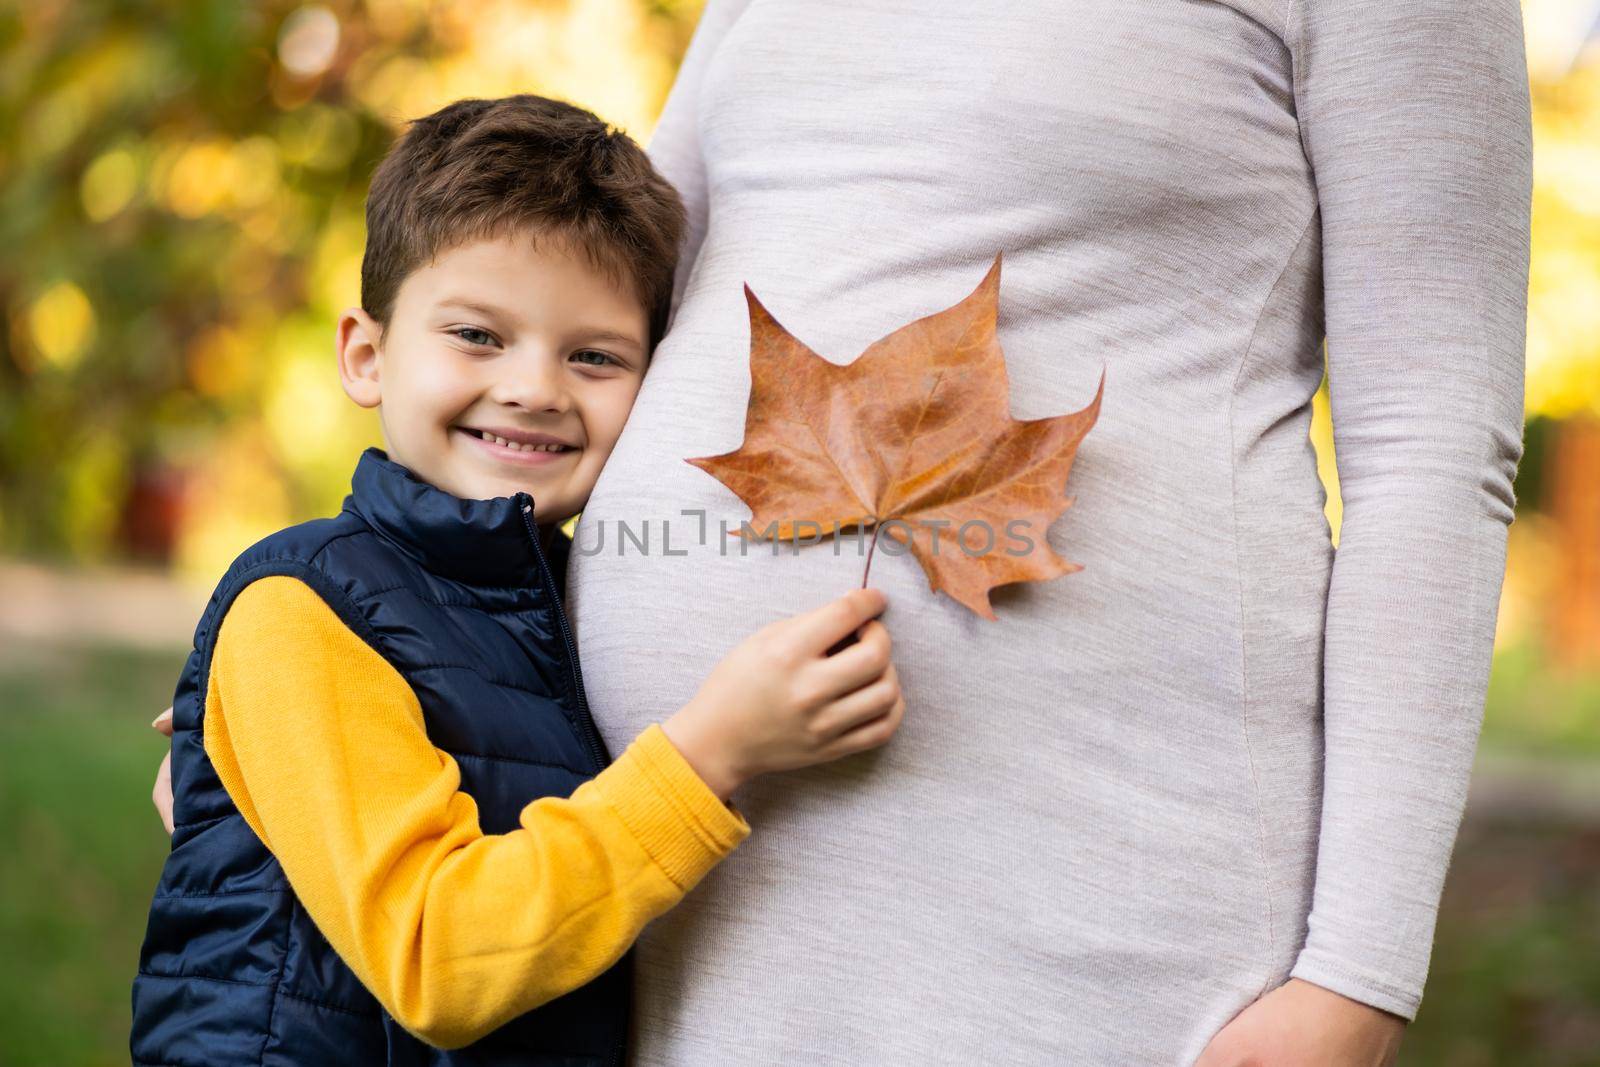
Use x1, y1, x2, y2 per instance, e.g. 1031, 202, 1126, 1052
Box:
454, 425, 578, 464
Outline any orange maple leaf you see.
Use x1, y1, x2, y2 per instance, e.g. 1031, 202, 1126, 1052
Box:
686, 252, 1104, 621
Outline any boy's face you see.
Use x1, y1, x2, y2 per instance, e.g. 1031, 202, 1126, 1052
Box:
336, 228, 650, 526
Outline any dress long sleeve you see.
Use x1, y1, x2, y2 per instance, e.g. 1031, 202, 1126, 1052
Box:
1283, 0, 1532, 1019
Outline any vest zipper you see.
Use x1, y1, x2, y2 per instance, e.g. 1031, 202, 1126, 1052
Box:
517, 495, 609, 775
520, 495, 629, 1067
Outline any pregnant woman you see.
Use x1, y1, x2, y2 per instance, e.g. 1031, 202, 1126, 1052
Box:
565, 0, 1531, 1063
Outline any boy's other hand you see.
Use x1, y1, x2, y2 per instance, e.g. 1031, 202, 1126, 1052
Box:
662, 587, 905, 800
152, 707, 175, 835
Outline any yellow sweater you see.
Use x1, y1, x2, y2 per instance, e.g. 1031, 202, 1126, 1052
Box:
202, 574, 751, 1049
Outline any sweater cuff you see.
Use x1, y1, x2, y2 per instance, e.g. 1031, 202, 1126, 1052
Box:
592, 723, 751, 891
1289, 946, 1422, 1022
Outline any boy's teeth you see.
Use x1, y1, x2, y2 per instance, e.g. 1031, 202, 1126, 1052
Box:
483, 431, 566, 452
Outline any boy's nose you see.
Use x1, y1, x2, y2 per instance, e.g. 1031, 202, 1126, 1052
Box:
490, 352, 571, 413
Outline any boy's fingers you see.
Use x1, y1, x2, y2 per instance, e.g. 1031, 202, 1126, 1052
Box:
820, 687, 905, 759
790, 587, 887, 655
813, 662, 900, 737
152, 707, 174, 736
809, 620, 892, 700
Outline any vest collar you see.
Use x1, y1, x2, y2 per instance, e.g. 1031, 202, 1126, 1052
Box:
341, 447, 552, 587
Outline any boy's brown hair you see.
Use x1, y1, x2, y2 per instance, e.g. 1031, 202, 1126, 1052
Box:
361, 94, 686, 352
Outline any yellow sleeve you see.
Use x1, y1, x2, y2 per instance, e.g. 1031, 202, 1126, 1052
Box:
203, 575, 750, 1049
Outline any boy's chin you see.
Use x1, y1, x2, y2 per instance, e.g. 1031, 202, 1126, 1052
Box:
457, 472, 578, 520
453, 469, 547, 503
406, 454, 536, 504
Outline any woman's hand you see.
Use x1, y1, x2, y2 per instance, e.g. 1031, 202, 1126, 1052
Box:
152, 707, 175, 835
1193, 978, 1406, 1067
662, 587, 904, 799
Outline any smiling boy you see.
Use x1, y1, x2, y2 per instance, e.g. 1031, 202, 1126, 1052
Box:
131, 94, 906, 1066
349, 228, 648, 515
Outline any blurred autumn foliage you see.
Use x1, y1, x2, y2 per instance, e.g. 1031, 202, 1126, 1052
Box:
1, 0, 1597, 662
1, 0, 701, 577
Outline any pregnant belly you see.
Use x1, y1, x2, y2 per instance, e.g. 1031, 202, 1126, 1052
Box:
565, 317, 1326, 1064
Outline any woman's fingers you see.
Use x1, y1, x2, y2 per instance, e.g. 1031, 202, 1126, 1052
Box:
153, 750, 175, 835
787, 587, 887, 658
152, 707, 175, 834
807, 619, 892, 701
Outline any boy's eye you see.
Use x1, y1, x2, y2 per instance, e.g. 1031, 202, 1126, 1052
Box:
572, 350, 617, 367
451, 327, 496, 347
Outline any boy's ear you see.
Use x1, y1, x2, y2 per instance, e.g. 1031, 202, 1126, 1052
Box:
336, 307, 384, 409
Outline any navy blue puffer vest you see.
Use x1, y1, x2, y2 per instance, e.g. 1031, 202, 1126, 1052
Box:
132, 447, 629, 1067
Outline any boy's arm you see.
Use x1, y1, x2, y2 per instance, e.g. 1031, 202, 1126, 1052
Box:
205, 575, 750, 1050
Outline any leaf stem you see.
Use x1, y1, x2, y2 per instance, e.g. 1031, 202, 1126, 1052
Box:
860, 522, 882, 588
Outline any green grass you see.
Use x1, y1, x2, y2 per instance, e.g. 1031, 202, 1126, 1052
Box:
1481, 639, 1600, 758
0, 639, 1597, 1065
1406, 818, 1600, 1066
0, 640, 184, 1067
